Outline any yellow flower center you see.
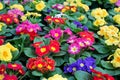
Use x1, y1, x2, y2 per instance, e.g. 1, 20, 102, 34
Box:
29, 28, 33, 32
40, 48, 46, 52
12, 64, 17, 67
55, 19, 60, 23
72, 47, 77, 52
7, 18, 10, 22
3, 51, 8, 57
47, 65, 52, 70
55, 33, 59, 37
51, 47, 56, 51
0, 74, 4, 80
38, 64, 43, 68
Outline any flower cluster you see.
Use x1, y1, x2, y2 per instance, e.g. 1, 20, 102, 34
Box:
91, 69, 115, 80
0, 13, 19, 24
48, 74, 67, 80
16, 20, 41, 40
68, 31, 95, 54
64, 57, 96, 73
27, 57, 55, 73
52, 4, 64, 10
63, 0, 89, 12
97, 25, 120, 46
45, 15, 65, 24
91, 8, 108, 27
109, 48, 120, 68
34, 40, 60, 56
0, 63, 25, 80
0, 43, 17, 62
61, 6, 77, 13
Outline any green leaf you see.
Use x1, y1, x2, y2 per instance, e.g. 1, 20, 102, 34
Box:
93, 45, 110, 54
74, 71, 92, 80
54, 57, 65, 66
24, 48, 37, 57
69, 57, 76, 64
25, 5, 34, 11
34, 37, 43, 43
53, 51, 66, 56
61, 44, 69, 51
101, 60, 115, 69
11, 50, 19, 60
32, 71, 43, 76
104, 69, 120, 76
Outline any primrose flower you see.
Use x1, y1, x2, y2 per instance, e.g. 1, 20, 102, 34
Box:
3, 74, 18, 80
49, 27, 63, 40
113, 14, 120, 24
111, 48, 120, 68
0, 2, 3, 10
68, 43, 80, 54
10, 4, 24, 11
35, 46, 49, 57
48, 74, 67, 80
52, 4, 64, 10
7, 63, 23, 72
0, 45, 12, 62
64, 28, 73, 35
116, 0, 120, 6
35, 1, 46, 11
8, 9, 24, 18
0, 64, 6, 74
67, 35, 77, 44
91, 8, 108, 19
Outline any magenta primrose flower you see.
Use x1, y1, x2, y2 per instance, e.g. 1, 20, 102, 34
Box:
49, 27, 63, 40
64, 28, 73, 36
67, 35, 77, 44
68, 43, 81, 54
75, 38, 86, 48
8, 9, 24, 18
116, 0, 120, 6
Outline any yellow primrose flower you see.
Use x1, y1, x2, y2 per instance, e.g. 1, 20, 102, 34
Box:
105, 37, 119, 45
111, 48, 120, 68
0, 74, 4, 80
0, 45, 12, 62
63, 2, 69, 6
5, 43, 18, 51
91, 8, 108, 19
48, 74, 67, 80
78, 15, 85, 21
71, 6, 77, 12
109, 0, 118, 3
35, 1, 46, 11
10, 4, 24, 11
97, 25, 119, 39
97, 25, 109, 39
25, 12, 41, 17
81, 4, 89, 12
93, 18, 106, 27
0, 2, 3, 10
113, 14, 120, 24
21, 15, 27, 21
114, 7, 120, 12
